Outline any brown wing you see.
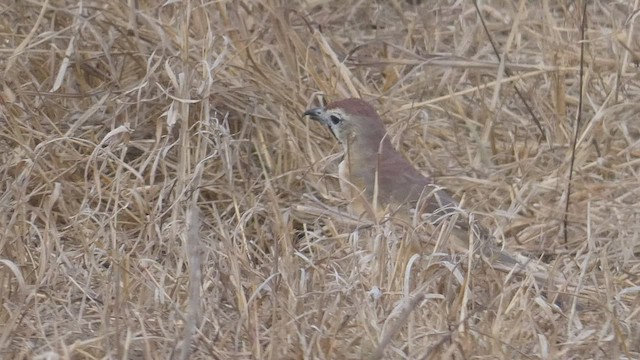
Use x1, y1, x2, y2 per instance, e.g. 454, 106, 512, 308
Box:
376, 150, 495, 245
376, 151, 459, 215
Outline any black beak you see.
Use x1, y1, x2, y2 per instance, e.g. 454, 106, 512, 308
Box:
303, 107, 324, 121
303, 106, 338, 141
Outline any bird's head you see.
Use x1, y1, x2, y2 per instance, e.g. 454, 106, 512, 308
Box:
303, 98, 389, 152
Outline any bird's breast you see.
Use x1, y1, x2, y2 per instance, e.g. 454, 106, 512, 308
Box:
338, 159, 351, 197
338, 158, 373, 218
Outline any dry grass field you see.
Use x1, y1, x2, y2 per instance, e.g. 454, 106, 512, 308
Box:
1, 0, 639, 359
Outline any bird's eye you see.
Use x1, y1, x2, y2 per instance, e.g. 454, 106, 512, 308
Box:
329, 115, 341, 125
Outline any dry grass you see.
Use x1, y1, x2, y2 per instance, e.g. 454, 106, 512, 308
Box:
1, 0, 639, 359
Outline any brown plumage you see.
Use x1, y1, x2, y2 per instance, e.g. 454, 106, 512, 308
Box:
304, 98, 513, 261
304, 98, 575, 299
306, 99, 457, 217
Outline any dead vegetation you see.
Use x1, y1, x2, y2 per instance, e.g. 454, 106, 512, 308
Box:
0, 0, 639, 358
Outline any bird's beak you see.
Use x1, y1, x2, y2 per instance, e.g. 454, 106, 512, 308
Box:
303, 107, 325, 123
303, 106, 339, 141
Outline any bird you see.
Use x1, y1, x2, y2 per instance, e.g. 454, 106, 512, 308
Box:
303, 98, 520, 266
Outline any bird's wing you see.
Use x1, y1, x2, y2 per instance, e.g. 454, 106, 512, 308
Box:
377, 151, 459, 215
378, 151, 495, 244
